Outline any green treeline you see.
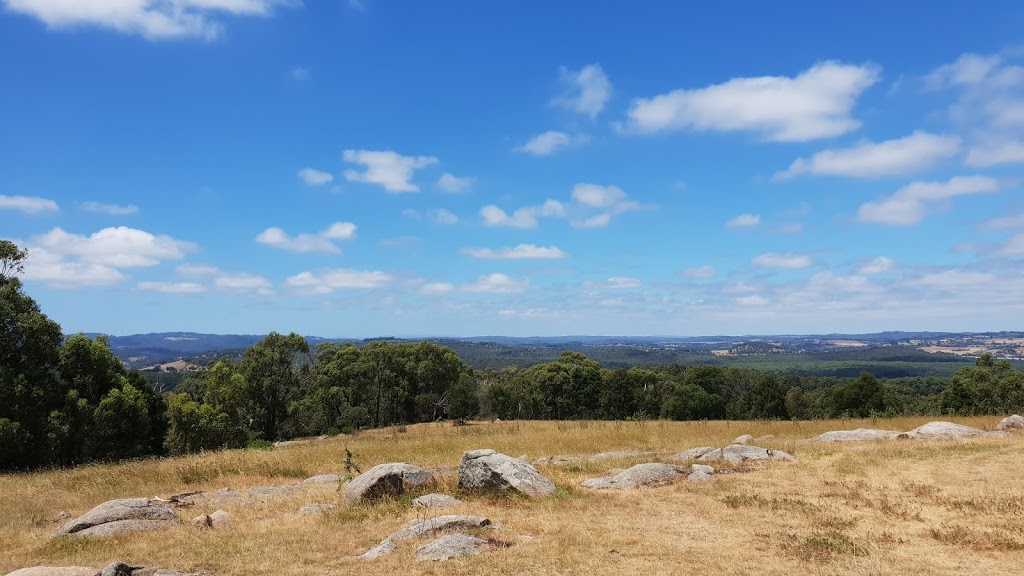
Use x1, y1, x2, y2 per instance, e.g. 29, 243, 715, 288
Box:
3, 240, 1024, 471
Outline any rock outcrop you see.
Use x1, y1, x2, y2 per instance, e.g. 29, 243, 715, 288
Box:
902, 421, 986, 440
668, 445, 794, 464
415, 534, 489, 561
412, 493, 463, 509
53, 498, 179, 539
688, 464, 715, 482
807, 428, 900, 442
5, 568, 98, 576
303, 474, 341, 484
581, 463, 690, 490
358, 515, 493, 560
458, 449, 555, 497
997, 414, 1024, 431
343, 463, 434, 503
191, 510, 233, 530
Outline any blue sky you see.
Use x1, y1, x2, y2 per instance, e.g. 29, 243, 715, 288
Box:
2, 1, 1024, 337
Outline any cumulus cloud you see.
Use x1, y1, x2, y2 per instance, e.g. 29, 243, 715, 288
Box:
776, 132, 961, 179
965, 139, 1024, 167
342, 150, 438, 192
480, 200, 565, 229
462, 244, 567, 260
926, 53, 1004, 89
3, 0, 298, 41
298, 167, 334, 186
286, 268, 394, 294
680, 265, 716, 279
173, 264, 272, 295
552, 64, 612, 118
482, 183, 641, 230
0, 194, 59, 213
81, 200, 138, 215
980, 212, 1024, 230
431, 209, 458, 225
752, 252, 813, 269
21, 257, 125, 288
437, 172, 475, 193
32, 226, 194, 267
622, 61, 879, 141
726, 213, 761, 228
421, 282, 454, 294
461, 273, 528, 294
607, 277, 641, 289
514, 131, 588, 156
255, 222, 356, 253
858, 256, 895, 275
857, 176, 999, 226
996, 232, 1024, 255
137, 281, 206, 293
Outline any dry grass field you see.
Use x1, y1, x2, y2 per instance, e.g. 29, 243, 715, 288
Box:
2, 416, 1022, 575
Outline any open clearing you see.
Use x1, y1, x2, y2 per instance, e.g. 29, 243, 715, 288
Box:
2, 417, 1022, 575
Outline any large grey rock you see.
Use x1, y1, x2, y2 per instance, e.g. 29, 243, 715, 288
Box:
53, 498, 178, 538
458, 449, 555, 497
343, 463, 434, 503
807, 428, 900, 442
581, 463, 689, 490
412, 493, 463, 509
688, 464, 715, 482
415, 534, 488, 561
98, 562, 134, 576
903, 421, 985, 440
996, 414, 1024, 431
666, 447, 721, 462
4, 568, 97, 576
718, 444, 795, 463
357, 515, 493, 560
304, 474, 341, 484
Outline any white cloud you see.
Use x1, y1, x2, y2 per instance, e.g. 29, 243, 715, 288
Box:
437, 172, 475, 193
909, 270, 995, 290
462, 244, 567, 260
137, 281, 206, 294
737, 295, 768, 306
214, 272, 273, 295
726, 213, 761, 228
776, 132, 961, 179
21, 259, 126, 288
342, 150, 438, 192
773, 222, 804, 235
980, 212, 1024, 230
255, 221, 356, 253
607, 276, 641, 289
81, 200, 138, 215
552, 63, 611, 118
752, 252, 813, 269
480, 201, 564, 229
176, 263, 222, 277
965, 139, 1024, 167
0, 194, 59, 213
421, 282, 454, 294
680, 265, 715, 279
482, 184, 640, 230
3, 0, 297, 41
298, 167, 334, 186
570, 213, 612, 228
461, 273, 528, 294
514, 130, 588, 156
858, 256, 895, 275
997, 232, 1024, 255
286, 268, 394, 294
926, 53, 1003, 89
857, 176, 999, 226
431, 209, 458, 225
33, 226, 193, 267
571, 183, 625, 208
622, 61, 879, 141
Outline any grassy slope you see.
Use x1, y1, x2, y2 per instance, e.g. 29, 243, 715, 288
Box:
2, 417, 1022, 575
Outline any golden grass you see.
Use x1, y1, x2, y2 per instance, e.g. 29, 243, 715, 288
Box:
2, 416, 1023, 575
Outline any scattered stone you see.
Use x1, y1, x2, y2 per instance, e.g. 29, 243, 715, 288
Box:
247, 486, 298, 497
412, 493, 463, 509
50, 511, 72, 523
4, 567, 97, 576
357, 515, 494, 560
688, 464, 715, 482
806, 429, 900, 442
458, 449, 555, 497
53, 498, 179, 539
343, 463, 434, 503
581, 463, 689, 490
666, 447, 721, 462
192, 510, 232, 529
733, 435, 754, 445
996, 414, 1024, 432
304, 474, 341, 484
298, 503, 337, 516
903, 421, 986, 440
98, 562, 135, 576
415, 534, 488, 561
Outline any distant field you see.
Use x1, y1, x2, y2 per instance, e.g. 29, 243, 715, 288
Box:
2, 417, 1021, 575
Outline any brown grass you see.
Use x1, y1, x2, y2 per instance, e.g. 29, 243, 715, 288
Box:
2, 416, 1023, 575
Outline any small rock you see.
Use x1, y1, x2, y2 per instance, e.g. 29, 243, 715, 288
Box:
415, 534, 488, 561
687, 464, 715, 482
357, 515, 493, 559
582, 463, 689, 490
412, 493, 463, 509
191, 514, 210, 528
304, 474, 341, 484
50, 511, 72, 523
358, 541, 397, 560
298, 503, 337, 516
733, 434, 754, 445
996, 414, 1024, 432
209, 510, 233, 529
458, 449, 555, 497
98, 561, 134, 576
343, 463, 434, 503
666, 447, 720, 462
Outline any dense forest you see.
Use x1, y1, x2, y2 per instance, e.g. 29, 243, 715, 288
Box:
3, 240, 1024, 471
